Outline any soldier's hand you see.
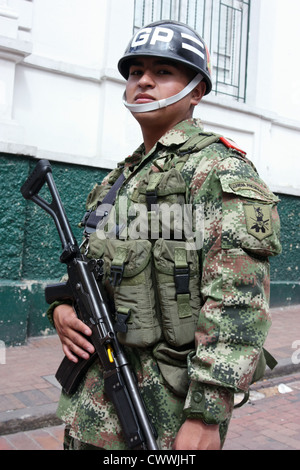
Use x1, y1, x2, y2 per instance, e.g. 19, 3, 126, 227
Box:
53, 304, 95, 363
173, 419, 220, 450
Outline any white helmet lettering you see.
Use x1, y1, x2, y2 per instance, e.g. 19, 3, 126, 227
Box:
131, 27, 174, 48
131, 28, 152, 47
150, 27, 174, 45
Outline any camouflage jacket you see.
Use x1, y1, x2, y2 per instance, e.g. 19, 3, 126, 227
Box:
55, 118, 281, 449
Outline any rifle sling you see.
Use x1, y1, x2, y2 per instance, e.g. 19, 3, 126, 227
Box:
83, 172, 126, 233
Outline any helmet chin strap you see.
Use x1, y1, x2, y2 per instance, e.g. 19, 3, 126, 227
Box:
123, 73, 203, 113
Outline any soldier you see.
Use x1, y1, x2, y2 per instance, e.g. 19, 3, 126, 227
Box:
49, 20, 281, 450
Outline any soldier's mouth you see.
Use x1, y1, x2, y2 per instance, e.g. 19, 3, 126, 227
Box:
135, 93, 156, 103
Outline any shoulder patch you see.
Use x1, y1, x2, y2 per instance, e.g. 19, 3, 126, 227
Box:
244, 203, 273, 240
219, 136, 246, 155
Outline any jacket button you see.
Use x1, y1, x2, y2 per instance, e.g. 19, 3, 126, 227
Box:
192, 391, 203, 403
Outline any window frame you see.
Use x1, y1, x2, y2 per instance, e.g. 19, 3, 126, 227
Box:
133, 0, 251, 102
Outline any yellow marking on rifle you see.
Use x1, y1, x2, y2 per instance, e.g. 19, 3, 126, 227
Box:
107, 346, 114, 363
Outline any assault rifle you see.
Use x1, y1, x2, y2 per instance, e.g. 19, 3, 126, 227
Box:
20, 159, 158, 450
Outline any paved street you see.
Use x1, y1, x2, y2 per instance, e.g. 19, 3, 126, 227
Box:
224, 371, 300, 450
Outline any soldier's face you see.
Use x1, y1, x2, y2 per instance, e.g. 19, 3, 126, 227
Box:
125, 56, 204, 123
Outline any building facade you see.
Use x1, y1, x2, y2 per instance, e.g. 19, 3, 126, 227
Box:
1, 0, 299, 345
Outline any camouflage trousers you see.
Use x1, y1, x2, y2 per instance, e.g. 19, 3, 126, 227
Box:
57, 348, 231, 450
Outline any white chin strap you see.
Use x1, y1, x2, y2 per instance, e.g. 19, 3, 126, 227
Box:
123, 73, 203, 113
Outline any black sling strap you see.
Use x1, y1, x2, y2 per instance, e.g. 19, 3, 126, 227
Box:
82, 172, 126, 234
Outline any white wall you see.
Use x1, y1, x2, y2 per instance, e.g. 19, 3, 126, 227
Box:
29, 0, 108, 68
0, 0, 299, 195
265, 0, 300, 122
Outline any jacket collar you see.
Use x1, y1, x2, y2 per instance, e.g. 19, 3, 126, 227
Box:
124, 118, 204, 170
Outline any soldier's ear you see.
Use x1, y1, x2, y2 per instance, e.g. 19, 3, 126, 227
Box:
191, 81, 206, 106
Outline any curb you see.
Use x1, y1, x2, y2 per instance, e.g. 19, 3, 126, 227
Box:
264, 358, 300, 380
0, 403, 62, 437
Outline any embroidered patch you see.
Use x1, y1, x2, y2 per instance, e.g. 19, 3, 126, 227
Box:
244, 204, 273, 240
230, 181, 272, 200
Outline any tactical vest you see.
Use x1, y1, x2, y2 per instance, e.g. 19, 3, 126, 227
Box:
83, 131, 278, 396
84, 132, 229, 348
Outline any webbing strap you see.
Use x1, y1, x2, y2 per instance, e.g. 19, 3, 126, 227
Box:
145, 173, 165, 210
179, 132, 222, 152
174, 247, 192, 319
263, 347, 278, 370
83, 173, 125, 234
175, 133, 222, 172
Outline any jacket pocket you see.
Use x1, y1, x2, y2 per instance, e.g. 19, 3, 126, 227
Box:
104, 239, 162, 347
153, 239, 201, 347
133, 168, 187, 239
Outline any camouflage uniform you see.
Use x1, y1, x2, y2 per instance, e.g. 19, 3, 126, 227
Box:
54, 118, 281, 450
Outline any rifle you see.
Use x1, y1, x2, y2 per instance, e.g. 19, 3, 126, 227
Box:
20, 159, 158, 450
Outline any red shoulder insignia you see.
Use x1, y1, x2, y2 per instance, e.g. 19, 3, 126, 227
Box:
219, 136, 246, 155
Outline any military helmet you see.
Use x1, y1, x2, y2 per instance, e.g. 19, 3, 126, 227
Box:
118, 20, 212, 96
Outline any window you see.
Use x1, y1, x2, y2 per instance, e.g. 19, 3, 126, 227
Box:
133, 0, 251, 102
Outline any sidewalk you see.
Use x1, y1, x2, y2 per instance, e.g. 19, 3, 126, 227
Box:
0, 304, 299, 450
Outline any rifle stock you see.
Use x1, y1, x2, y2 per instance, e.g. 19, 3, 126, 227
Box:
20, 160, 158, 450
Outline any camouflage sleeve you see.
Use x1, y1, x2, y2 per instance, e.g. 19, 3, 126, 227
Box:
183, 150, 281, 425
46, 274, 73, 327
